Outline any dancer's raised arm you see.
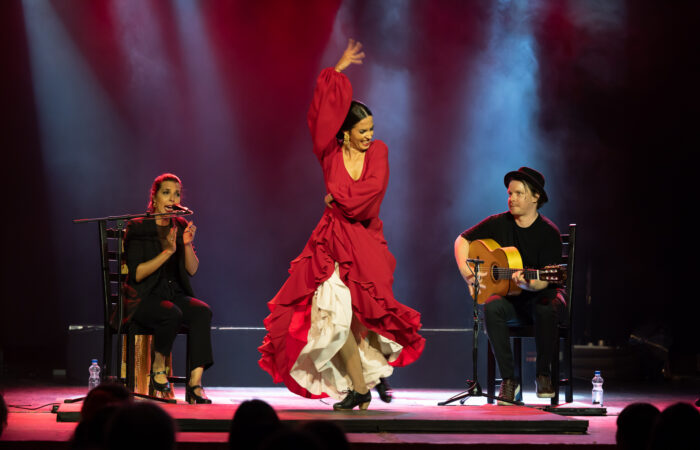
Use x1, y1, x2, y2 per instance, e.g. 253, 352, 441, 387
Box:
307, 40, 365, 161
334, 39, 365, 73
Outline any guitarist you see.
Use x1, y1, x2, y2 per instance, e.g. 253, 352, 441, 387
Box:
454, 167, 564, 404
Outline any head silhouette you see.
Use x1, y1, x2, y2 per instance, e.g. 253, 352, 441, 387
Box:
229, 399, 283, 450
648, 402, 700, 450
616, 402, 660, 450
106, 402, 176, 450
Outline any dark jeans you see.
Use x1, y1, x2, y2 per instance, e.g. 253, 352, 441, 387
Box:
132, 286, 214, 370
484, 289, 564, 381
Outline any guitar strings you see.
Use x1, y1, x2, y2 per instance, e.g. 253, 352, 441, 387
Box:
488, 267, 564, 280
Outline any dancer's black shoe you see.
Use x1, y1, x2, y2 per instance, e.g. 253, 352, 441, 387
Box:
375, 378, 393, 403
333, 390, 371, 410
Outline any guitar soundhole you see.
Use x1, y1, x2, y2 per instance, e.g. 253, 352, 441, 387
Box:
491, 266, 501, 280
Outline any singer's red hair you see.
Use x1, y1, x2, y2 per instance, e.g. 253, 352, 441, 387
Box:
147, 173, 182, 213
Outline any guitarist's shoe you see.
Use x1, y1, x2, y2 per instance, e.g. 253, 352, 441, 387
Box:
497, 379, 520, 405
536, 375, 555, 398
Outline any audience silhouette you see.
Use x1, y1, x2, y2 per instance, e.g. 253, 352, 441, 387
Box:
616, 402, 660, 450
228, 399, 283, 450
106, 402, 176, 450
67, 391, 351, 450
647, 402, 700, 450
228, 399, 353, 450
0, 393, 7, 438
300, 420, 350, 450
260, 428, 322, 450
71, 382, 133, 449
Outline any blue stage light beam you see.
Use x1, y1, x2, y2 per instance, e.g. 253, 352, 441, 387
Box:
21, 0, 133, 323
22, 0, 131, 213
454, 0, 553, 224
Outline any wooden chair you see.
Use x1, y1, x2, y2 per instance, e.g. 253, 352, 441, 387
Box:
486, 223, 577, 405
100, 220, 189, 402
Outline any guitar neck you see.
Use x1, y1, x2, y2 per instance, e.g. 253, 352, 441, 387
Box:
522, 269, 542, 280
494, 267, 542, 281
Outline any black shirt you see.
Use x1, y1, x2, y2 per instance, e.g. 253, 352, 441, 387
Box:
461, 212, 562, 299
124, 216, 195, 300
156, 223, 181, 285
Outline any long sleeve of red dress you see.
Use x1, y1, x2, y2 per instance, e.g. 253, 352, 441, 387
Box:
308, 67, 352, 162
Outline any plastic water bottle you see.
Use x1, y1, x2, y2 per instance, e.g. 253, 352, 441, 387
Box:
591, 370, 604, 406
88, 359, 101, 391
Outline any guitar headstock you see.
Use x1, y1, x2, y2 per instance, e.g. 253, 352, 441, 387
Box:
539, 265, 567, 283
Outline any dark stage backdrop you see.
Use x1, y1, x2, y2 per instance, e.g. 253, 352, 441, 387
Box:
1, 0, 696, 381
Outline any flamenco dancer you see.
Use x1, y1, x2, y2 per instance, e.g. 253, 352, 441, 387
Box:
259, 40, 425, 410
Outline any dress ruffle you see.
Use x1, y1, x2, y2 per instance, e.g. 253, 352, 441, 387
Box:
289, 263, 400, 400
259, 210, 425, 399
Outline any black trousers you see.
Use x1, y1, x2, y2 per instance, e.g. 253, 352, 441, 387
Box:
484, 289, 564, 381
132, 284, 214, 371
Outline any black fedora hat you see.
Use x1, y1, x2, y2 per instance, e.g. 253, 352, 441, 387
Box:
504, 167, 548, 204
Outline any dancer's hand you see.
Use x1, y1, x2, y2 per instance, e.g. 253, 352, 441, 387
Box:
334, 39, 365, 72
324, 193, 335, 208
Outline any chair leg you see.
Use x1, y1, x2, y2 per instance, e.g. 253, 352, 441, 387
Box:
551, 336, 561, 406
126, 332, 135, 391
487, 341, 496, 404
513, 337, 523, 402
565, 334, 573, 403
104, 331, 112, 379
186, 333, 191, 388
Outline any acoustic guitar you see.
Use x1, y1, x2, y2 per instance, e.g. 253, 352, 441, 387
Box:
467, 239, 566, 303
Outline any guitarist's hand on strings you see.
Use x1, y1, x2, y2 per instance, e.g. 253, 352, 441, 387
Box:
512, 270, 548, 292
512, 270, 528, 289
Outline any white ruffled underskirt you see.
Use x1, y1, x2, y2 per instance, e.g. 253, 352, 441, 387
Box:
289, 263, 403, 400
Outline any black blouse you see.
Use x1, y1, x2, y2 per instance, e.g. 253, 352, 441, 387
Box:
117, 216, 195, 324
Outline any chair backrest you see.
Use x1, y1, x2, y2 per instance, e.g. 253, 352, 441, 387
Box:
99, 221, 127, 332
560, 224, 577, 326
99, 220, 133, 378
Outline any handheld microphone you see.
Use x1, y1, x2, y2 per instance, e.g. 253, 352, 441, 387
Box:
170, 204, 193, 213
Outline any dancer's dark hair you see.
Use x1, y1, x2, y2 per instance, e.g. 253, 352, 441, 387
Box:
336, 101, 372, 141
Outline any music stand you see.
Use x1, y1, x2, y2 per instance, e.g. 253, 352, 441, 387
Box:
64, 209, 192, 404
438, 258, 523, 406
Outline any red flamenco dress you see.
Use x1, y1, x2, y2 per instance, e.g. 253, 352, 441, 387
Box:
258, 68, 425, 399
